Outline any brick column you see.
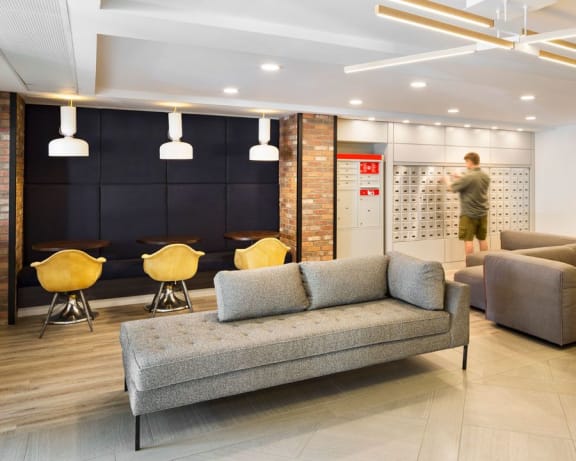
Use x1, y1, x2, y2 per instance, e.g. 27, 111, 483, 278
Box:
279, 113, 335, 262
0, 92, 25, 324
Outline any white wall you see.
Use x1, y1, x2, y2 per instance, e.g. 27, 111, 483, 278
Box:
535, 125, 576, 234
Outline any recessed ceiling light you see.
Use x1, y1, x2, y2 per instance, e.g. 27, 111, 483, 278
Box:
402, 119, 410, 124
447, 108, 460, 113
464, 124, 471, 128
349, 99, 363, 105
223, 87, 239, 95
491, 126, 498, 130
517, 128, 524, 132
434, 122, 442, 126
525, 115, 536, 121
368, 117, 376, 121
410, 81, 427, 88
520, 94, 535, 101
261, 63, 280, 72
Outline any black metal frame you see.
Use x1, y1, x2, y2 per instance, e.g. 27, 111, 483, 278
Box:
462, 344, 468, 370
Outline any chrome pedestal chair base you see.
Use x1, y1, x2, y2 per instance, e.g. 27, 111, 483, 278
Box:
40, 291, 95, 338
146, 280, 193, 317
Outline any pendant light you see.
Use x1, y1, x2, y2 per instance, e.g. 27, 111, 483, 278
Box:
159, 110, 193, 160
249, 116, 279, 161
48, 102, 89, 157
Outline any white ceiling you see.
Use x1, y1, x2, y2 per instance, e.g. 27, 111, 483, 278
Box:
1, 0, 576, 130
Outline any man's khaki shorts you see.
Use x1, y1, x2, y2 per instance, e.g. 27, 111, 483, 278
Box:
458, 215, 488, 241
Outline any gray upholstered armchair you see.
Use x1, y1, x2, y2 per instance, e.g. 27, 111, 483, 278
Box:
484, 251, 576, 346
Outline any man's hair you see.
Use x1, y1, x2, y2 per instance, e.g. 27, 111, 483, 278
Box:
464, 152, 480, 165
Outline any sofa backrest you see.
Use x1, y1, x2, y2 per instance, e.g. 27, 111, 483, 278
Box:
214, 253, 448, 322
514, 245, 576, 267
501, 231, 576, 251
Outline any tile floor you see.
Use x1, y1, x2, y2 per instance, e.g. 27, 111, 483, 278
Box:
1, 309, 575, 461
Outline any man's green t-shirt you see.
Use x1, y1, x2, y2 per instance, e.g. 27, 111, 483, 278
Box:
450, 167, 490, 219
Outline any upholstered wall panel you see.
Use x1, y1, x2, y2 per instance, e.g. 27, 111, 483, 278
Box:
24, 184, 100, 263
167, 115, 226, 184
100, 185, 166, 259
25, 105, 101, 184
226, 117, 279, 184
167, 184, 226, 252
100, 109, 166, 184
226, 184, 279, 237
23, 105, 279, 267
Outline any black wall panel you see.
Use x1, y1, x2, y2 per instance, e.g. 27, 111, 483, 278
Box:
167, 115, 226, 184
226, 184, 279, 234
25, 105, 101, 184
24, 184, 100, 263
226, 117, 279, 184
23, 105, 280, 268
167, 184, 226, 252
100, 109, 166, 184
100, 185, 166, 259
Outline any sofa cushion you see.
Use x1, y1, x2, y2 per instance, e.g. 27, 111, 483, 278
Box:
214, 263, 309, 321
299, 255, 388, 310
387, 252, 445, 310
453, 265, 485, 310
120, 298, 451, 391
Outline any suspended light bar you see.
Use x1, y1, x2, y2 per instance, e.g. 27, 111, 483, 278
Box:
518, 27, 576, 46
160, 111, 193, 160
375, 5, 513, 49
538, 50, 576, 69
48, 105, 89, 157
523, 29, 576, 53
388, 0, 494, 29
249, 117, 279, 161
345, 45, 476, 73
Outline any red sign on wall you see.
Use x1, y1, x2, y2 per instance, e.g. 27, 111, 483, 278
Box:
360, 189, 380, 196
360, 162, 380, 174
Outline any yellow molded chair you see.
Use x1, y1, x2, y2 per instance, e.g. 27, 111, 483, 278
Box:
234, 238, 291, 270
31, 250, 106, 338
141, 244, 205, 317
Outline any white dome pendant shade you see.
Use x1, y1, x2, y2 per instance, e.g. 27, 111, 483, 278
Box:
249, 117, 279, 161
48, 106, 89, 157
160, 111, 193, 160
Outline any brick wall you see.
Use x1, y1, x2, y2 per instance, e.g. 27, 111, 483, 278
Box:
0, 92, 24, 323
301, 114, 334, 261
279, 113, 335, 262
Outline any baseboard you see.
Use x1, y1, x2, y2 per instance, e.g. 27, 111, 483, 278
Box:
18, 288, 216, 318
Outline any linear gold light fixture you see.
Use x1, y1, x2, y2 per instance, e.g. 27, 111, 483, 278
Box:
538, 50, 576, 68
524, 29, 576, 53
375, 5, 513, 49
388, 0, 494, 29
518, 27, 576, 45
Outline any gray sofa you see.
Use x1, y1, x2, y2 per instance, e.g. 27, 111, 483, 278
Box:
484, 246, 576, 346
455, 230, 576, 310
120, 252, 470, 450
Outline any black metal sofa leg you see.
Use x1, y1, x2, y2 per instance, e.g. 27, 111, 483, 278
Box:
462, 345, 468, 370
135, 415, 141, 451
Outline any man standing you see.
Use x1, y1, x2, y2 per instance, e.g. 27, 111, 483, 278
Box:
445, 152, 491, 255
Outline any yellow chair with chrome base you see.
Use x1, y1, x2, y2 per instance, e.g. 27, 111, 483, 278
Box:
142, 244, 205, 317
234, 237, 291, 270
31, 250, 106, 338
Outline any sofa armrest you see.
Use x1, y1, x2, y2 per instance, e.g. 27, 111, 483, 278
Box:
484, 253, 576, 345
465, 249, 506, 267
444, 280, 470, 347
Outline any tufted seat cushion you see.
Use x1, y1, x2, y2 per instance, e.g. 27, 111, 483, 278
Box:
120, 299, 450, 392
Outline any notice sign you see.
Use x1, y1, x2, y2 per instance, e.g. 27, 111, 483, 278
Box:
360, 188, 380, 196
360, 162, 380, 174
